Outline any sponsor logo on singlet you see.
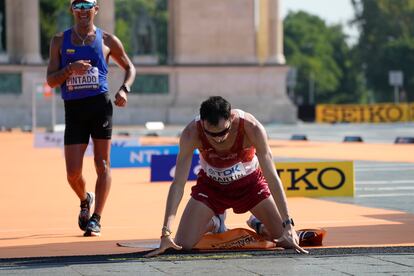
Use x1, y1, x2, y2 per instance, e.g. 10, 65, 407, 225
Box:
206, 162, 247, 184
66, 67, 99, 91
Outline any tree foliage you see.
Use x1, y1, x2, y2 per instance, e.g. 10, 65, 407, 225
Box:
284, 11, 365, 104
115, 0, 168, 64
39, 0, 69, 59
352, 0, 414, 102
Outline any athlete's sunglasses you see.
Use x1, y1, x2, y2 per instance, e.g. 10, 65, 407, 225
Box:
72, 2, 96, 10
204, 124, 231, 138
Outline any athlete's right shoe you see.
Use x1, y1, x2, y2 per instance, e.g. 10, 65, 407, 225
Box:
246, 215, 326, 246
78, 192, 94, 231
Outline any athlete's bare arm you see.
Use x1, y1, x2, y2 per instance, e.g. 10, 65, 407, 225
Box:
244, 113, 307, 253
244, 114, 290, 220
145, 122, 198, 257
46, 34, 92, 88
103, 33, 136, 107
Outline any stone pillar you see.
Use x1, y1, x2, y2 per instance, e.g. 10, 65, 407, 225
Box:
172, 0, 257, 64
167, 0, 176, 64
6, 0, 19, 63
256, 0, 269, 63
95, 0, 115, 34
6, 0, 42, 64
266, 0, 285, 64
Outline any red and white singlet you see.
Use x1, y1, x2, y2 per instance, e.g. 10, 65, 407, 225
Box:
191, 110, 271, 214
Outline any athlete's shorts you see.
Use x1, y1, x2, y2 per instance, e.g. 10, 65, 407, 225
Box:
191, 168, 271, 215
64, 93, 113, 145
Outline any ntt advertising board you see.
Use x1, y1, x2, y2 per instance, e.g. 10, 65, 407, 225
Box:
150, 155, 354, 197
111, 145, 179, 168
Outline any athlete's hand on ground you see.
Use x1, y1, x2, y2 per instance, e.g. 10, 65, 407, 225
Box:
114, 90, 127, 107
274, 226, 309, 254
144, 236, 182, 258
69, 60, 92, 75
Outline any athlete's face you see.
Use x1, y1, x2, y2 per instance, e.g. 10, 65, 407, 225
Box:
71, 1, 98, 26
203, 118, 232, 144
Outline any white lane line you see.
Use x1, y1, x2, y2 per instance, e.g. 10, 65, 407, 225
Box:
356, 193, 414, 198
356, 187, 414, 191
358, 180, 414, 185
356, 168, 414, 172
357, 164, 414, 168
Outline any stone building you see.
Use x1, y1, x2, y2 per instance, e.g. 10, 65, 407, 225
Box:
0, 0, 295, 128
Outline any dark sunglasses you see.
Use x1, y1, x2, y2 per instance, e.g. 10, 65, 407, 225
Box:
204, 125, 231, 138
72, 2, 96, 10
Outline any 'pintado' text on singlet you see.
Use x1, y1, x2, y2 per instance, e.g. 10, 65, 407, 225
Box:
66, 67, 99, 91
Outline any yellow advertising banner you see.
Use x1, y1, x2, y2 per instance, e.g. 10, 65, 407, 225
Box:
316, 103, 413, 123
276, 161, 354, 197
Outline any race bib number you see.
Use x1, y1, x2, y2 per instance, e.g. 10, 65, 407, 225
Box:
66, 67, 99, 91
206, 162, 247, 184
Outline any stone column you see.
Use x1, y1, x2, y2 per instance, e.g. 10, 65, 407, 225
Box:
172, 0, 257, 64
6, 0, 19, 63
266, 0, 285, 64
6, 0, 42, 64
167, 0, 176, 64
95, 0, 115, 34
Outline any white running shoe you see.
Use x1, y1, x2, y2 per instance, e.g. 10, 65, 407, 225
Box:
212, 211, 228, 233
246, 215, 263, 235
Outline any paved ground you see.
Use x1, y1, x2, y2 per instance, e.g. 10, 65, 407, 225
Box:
328, 161, 414, 214
1, 248, 414, 275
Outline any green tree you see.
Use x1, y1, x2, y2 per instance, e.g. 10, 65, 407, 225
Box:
115, 0, 168, 64
40, 0, 69, 59
352, 0, 414, 102
284, 11, 363, 104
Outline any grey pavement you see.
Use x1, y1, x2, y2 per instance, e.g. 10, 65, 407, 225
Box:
1, 248, 414, 275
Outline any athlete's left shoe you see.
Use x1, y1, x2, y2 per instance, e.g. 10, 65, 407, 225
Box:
78, 192, 94, 231
212, 211, 228, 233
296, 228, 327, 246
84, 217, 101, 237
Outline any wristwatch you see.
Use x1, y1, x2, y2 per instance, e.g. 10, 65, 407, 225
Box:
282, 218, 295, 228
120, 84, 131, 94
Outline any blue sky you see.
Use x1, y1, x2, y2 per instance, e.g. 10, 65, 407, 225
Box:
281, 0, 359, 44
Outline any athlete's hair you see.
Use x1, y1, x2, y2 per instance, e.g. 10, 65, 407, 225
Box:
200, 96, 231, 126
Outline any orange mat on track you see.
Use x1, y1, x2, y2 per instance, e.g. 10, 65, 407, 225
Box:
0, 132, 413, 259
